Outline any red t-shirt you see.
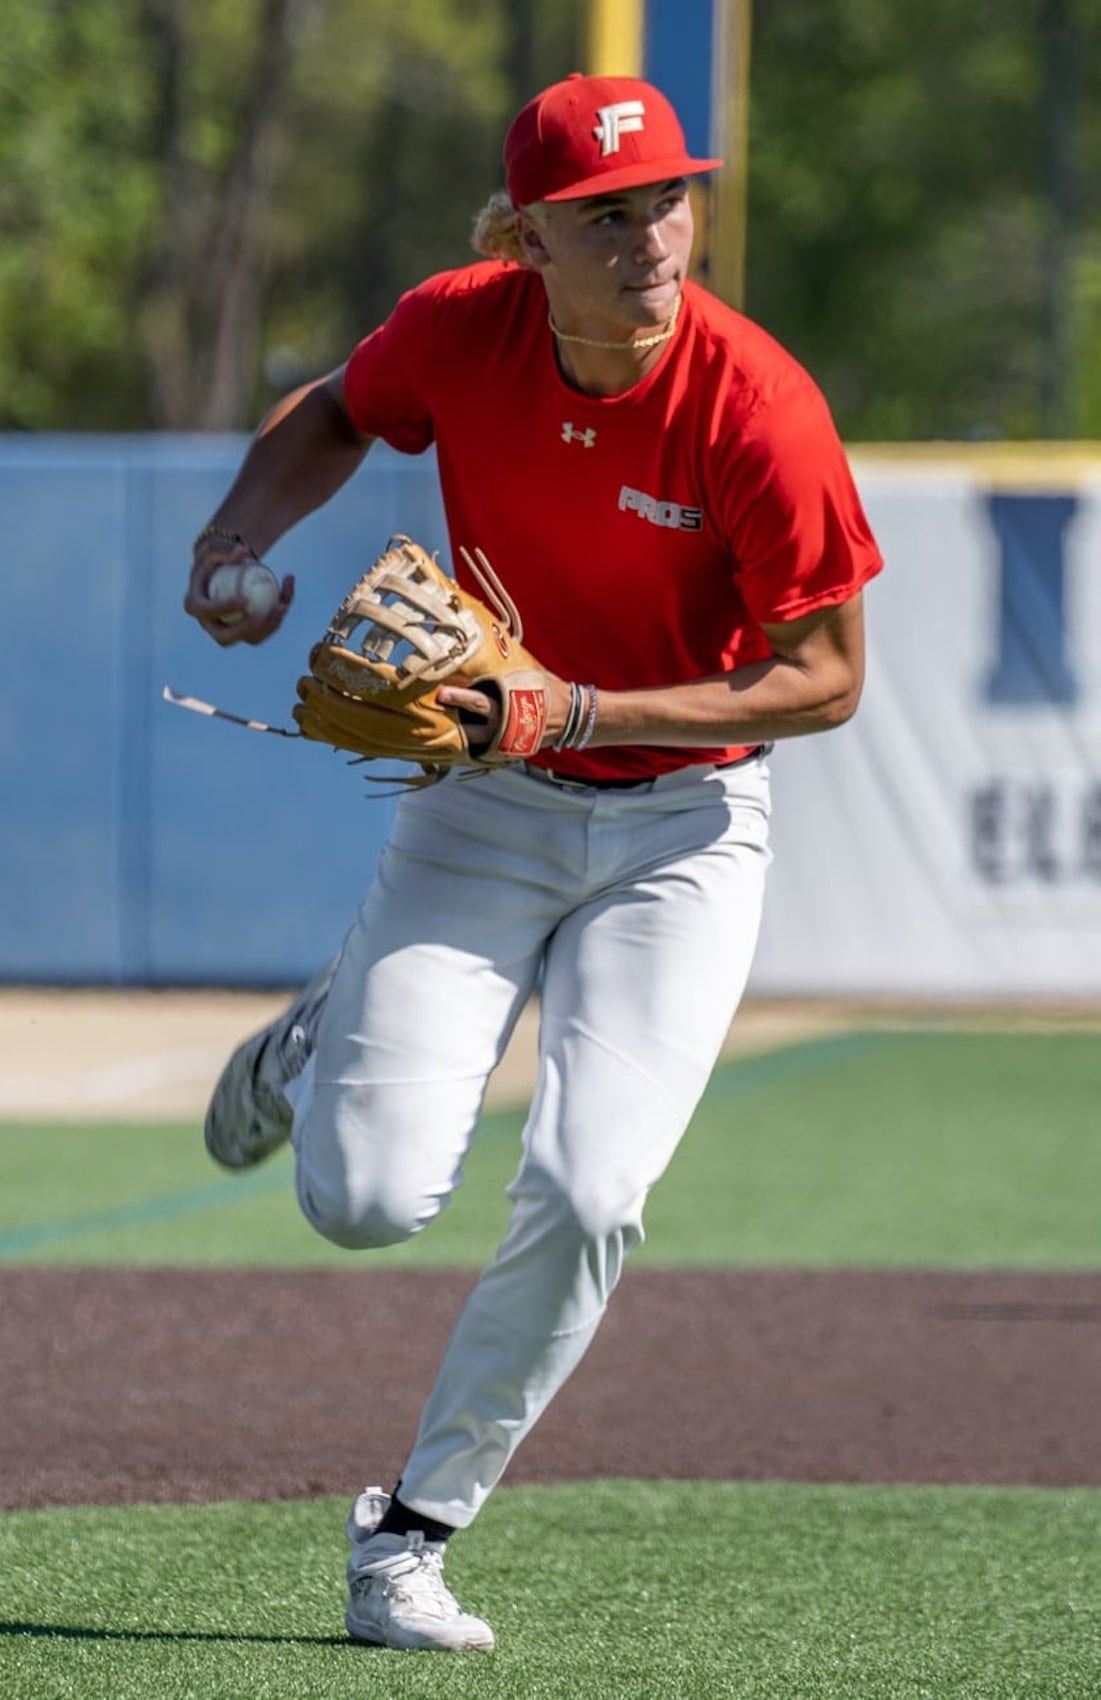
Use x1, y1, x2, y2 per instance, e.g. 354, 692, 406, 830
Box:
343, 262, 882, 781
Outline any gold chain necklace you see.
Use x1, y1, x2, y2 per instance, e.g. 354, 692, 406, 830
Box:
548, 291, 681, 352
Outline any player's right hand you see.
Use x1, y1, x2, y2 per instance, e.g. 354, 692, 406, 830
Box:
184, 537, 295, 648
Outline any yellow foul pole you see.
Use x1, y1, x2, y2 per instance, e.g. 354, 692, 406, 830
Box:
710, 0, 753, 310
587, 2, 751, 309
587, 0, 644, 78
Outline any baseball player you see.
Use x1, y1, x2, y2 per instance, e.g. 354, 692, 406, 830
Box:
185, 74, 882, 1653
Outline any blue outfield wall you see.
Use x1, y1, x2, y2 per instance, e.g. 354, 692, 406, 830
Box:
5, 437, 1099, 993
0, 436, 449, 984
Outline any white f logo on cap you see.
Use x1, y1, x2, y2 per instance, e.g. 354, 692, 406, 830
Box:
593, 100, 645, 157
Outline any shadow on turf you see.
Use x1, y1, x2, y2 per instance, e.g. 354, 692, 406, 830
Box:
0, 1619, 355, 1648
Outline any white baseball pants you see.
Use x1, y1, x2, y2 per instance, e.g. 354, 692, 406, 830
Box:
287, 756, 771, 1527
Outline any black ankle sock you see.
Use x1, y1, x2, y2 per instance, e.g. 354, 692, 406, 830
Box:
375, 1490, 457, 1546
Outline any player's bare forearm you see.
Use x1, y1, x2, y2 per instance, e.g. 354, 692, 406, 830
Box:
185, 373, 371, 646
588, 657, 852, 746
587, 594, 866, 749
206, 374, 372, 556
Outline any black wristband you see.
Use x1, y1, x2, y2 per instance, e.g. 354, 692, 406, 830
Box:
193, 524, 253, 557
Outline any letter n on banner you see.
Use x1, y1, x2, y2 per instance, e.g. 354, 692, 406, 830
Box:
984, 493, 1078, 706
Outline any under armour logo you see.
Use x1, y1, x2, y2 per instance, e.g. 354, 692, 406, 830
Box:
562, 422, 597, 448
593, 100, 645, 157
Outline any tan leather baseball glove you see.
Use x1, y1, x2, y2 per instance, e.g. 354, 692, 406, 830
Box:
293, 535, 549, 783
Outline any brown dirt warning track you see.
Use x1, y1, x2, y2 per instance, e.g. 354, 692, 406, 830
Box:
4, 992, 1098, 1508
3, 1266, 1100, 1510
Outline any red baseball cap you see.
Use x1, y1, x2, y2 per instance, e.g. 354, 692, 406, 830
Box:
504, 73, 722, 206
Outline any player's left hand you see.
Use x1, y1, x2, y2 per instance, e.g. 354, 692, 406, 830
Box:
438, 674, 572, 750
294, 535, 565, 780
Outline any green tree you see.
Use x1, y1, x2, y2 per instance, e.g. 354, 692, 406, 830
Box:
256, 0, 582, 415
2, 0, 1096, 438
0, 0, 154, 426
747, 0, 1101, 439
0, 0, 581, 430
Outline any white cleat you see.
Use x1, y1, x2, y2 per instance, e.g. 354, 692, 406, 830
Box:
203, 957, 337, 1170
345, 1489, 494, 1653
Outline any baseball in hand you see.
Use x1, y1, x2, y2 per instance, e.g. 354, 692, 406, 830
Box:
207, 560, 280, 624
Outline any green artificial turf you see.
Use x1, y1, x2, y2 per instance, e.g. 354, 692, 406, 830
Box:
1, 1031, 1098, 1268
3, 1481, 1099, 1698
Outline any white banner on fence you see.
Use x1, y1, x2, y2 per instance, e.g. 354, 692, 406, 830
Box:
752, 453, 1101, 996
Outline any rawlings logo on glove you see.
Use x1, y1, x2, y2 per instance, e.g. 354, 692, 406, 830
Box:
292, 535, 550, 782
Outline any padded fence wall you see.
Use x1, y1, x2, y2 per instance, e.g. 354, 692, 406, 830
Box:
1, 437, 1098, 993
0, 436, 447, 984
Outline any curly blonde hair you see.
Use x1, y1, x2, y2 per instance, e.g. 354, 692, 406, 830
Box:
470, 190, 537, 267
